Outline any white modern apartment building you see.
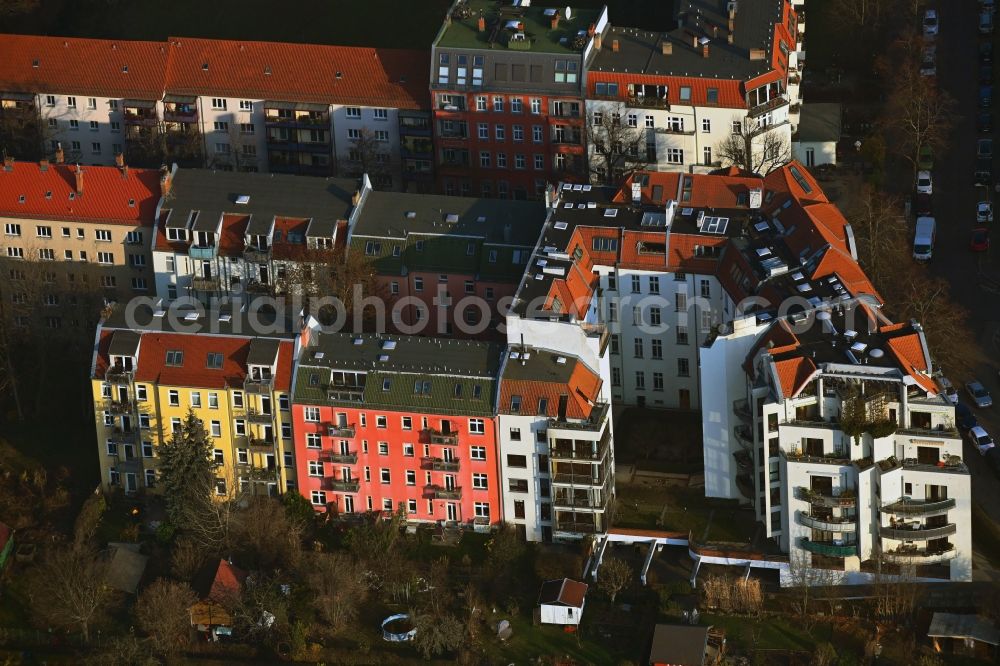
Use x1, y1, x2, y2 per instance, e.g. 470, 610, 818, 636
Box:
150, 166, 361, 301
585, 0, 802, 176
703, 307, 972, 583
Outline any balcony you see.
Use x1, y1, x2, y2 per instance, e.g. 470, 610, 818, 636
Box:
110, 429, 138, 443
326, 424, 356, 438
243, 246, 271, 264
425, 485, 462, 500
627, 94, 669, 110
747, 94, 790, 118
246, 408, 273, 424
654, 126, 695, 136
421, 457, 460, 472
554, 520, 601, 535
163, 108, 198, 123
244, 377, 273, 395
782, 450, 851, 466
733, 448, 753, 470
879, 523, 957, 541
106, 399, 132, 414
123, 110, 159, 126
733, 398, 752, 422
105, 367, 133, 385
323, 478, 360, 493
548, 401, 610, 433
733, 424, 754, 448
897, 424, 959, 438
798, 512, 856, 532
736, 472, 755, 501
881, 544, 956, 565
551, 468, 609, 487
799, 537, 857, 558
549, 438, 610, 461
794, 486, 856, 508
901, 457, 968, 474
190, 276, 219, 292
880, 497, 955, 516
437, 128, 469, 140
244, 279, 272, 294
424, 429, 458, 445
188, 245, 217, 260
248, 433, 275, 450
552, 494, 605, 510
326, 451, 358, 465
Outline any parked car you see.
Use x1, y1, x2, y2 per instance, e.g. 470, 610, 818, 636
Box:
983, 0, 996, 13
982, 8, 995, 34
978, 200, 994, 223
924, 9, 940, 36
956, 401, 978, 432
915, 192, 933, 216
966, 380, 994, 408
969, 425, 996, 454
936, 376, 959, 404
915, 170, 933, 194
981, 85, 993, 108
913, 216, 936, 261
976, 158, 992, 185
918, 145, 934, 170
985, 447, 1000, 478
921, 57, 937, 77
982, 40, 994, 64
978, 111, 993, 133
980, 138, 994, 159
982, 64, 995, 84
971, 226, 990, 251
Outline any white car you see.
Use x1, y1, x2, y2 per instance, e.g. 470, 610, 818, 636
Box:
969, 425, 995, 455
916, 170, 933, 195
920, 58, 936, 77
978, 201, 994, 223
936, 376, 959, 404
923, 9, 939, 37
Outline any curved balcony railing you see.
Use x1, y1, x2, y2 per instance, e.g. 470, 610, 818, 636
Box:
881, 545, 956, 564
798, 512, 856, 532
878, 523, 957, 541
794, 486, 856, 508
880, 498, 955, 515
799, 537, 857, 558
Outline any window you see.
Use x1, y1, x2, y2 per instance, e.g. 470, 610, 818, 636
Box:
653, 372, 664, 391
469, 418, 485, 434
675, 326, 688, 345
35, 225, 53, 239
610, 334, 620, 355
305, 432, 321, 449
507, 454, 527, 468
373, 108, 388, 120
700, 279, 711, 298
703, 146, 713, 165
211, 98, 227, 110
378, 441, 389, 455
215, 143, 230, 154
509, 427, 521, 441
168, 389, 179, 406
496, 152, 507, 168
510, 395, 522, 413
732, 120, 743, 134
308, 460, 323, 477
635, 371, 646, 390
476, 95, 487, 111
634, 338, 644, 358
493, 96, 504, 112
652, 338, 663, 359
701, 118, 712, 133
678, 358, 690, 377
514, 153, 525, 169
311, 491, 327, 506
213, 121, 229, 132
375, 130, 389, 142
380, 468, 391, 484
477, 122, 489, 139
190, 391, 202, 408
142, 441, 153, 458
471, 473, 488, 489
239, 100, 253, 111
665, 148, 684, 164
679, 87, 692, 102
675, 293, 687, 312
208, 392, 219, 408
213, 478, 228, 496
212, 448, 224, 466
470, 446, 486, 460
650, 307, 662, 326
4, 224, 20, 236
627, 113, 638, 127
480, 151, 491, 168
304, 406, 320, 422
45, 95, 55, 106
111, 122, 120, 133
67, 96, 76, 108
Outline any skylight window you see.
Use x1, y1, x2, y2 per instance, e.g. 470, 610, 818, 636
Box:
554, 221, 568, 230
603, 208, 618, 218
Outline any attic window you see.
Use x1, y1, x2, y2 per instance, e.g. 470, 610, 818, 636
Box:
165, 350, 184, 366
603, 208, 618, 218
336, 71, 343, 79
32, 59, 39, 68
44, 191, 51, 199
553, 221, 568, 230
405, 211, 417, 219
473, 384, 482, 399
206, 352, 223, 369
637, 241, 666, 255
69, 192, 75, 200
235, 194, 250, 205
413, 380, 432, 395
476, 216, 487, 223
122, 65, 128, 73
454, 384, 463, 398
445, 213, 460, 223
128, 199, 135, 207
382, 378, 391, 391
17, 195, 24, 204
382, 340, 397, 350
309, 373, 319, 386
264, 66, 272, 75
202, 63, 209, 71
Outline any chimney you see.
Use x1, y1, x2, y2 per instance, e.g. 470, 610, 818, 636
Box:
122, 165, 129, 179
594, 33, 602, 50
712, 24, 719, 38
612, 39, 620, 52
661, 39, 672, 55
74, 164, 84, 195
55, 142, 64, 164
478, 16, 486, 32
749, 48, 766, 61
728, 17, 735, 33
2, 154, 13, 171
351, 189, 361, 206
39, 158, 49, 172
691, 33, 699, 48
702, 43, 710, 58
550, 14, 559, 30
159, 165, 172, 198
728, 31, 735, 45
115, 152, 124, 169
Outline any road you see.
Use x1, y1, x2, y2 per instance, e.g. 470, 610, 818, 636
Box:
919, 0, 1000, 551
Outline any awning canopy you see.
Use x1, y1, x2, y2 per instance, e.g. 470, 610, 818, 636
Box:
263, 100, 328, 112
163, 93, 197, 104
122, 98, 157, 108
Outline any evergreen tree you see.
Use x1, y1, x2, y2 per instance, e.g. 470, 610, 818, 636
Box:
158, 409, 215, 526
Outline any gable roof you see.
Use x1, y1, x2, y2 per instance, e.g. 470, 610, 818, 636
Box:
648, 624, 709, 666
164, 37, 429, 109
192, 558, 246, 604
537, 578, 588, 608
0, 162, 161, 225
0, 35, 169, 99
928, 613, 1000, 646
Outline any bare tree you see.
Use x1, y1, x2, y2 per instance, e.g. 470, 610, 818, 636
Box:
24, 543, 116, 642
135, 578, 197, 657
716, 115, 791, 175
586, 102, 652, 186
230, 496, 303, 570
343, 127, 392, 189
300, 551, 367, 636
829, 0, 895, 34
849, 186, 906, 289
596, 556, 632, 604
209, 123, 257, 172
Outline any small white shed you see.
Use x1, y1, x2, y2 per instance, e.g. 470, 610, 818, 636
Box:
537, 578, 588, 626
792, 102, 842, 167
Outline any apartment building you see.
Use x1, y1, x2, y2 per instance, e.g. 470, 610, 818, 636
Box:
429, 0, 608, 199
702, 308, 971, 583
497, 345, 611, 542
0, 35, 431, 190
90, 305, 297, 497
0, 35, 170, 166
0, 158, 161, 330
291, 320, 503, 525
151, 166, 358, 301
586, 0, 802, 177
346, 188, 545, 337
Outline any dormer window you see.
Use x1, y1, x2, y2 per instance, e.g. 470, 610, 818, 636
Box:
206, 352, 223, 369
248, 365, 272, 381
165, 350, 184, 366
111, 354, 134, 370
166, 227, 189, 242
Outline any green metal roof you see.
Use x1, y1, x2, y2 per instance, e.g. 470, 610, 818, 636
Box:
435, 0, 601, 55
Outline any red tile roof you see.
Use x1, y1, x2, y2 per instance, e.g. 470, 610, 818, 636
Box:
0, 35, 169, 99
774, 356, 817, 398
538, 578, 588, 608
0, 162, 160, 225
164, 37, 429, 109
588, 72, 745, 108
886, 331, 936, 393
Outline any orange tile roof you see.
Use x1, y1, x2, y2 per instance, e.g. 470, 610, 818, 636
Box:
588, 72, 745, 108
886, 331, 936, 393
500, 357, 602, 421
0, 162, 160, 225
666, 233, 727, 273
0, 35, 169, 99
164, 37, 429, 109
763, 161, 828, 206
774, 356, 817, 398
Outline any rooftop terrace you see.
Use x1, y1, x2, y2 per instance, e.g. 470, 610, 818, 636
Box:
435, 0, 602, 54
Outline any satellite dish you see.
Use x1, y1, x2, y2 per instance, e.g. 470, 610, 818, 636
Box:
565, 6, 572, 19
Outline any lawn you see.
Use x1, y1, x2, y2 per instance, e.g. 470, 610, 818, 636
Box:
700, 612, 833, 655
5, 0, 677, 49
614, 483, 757, 544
